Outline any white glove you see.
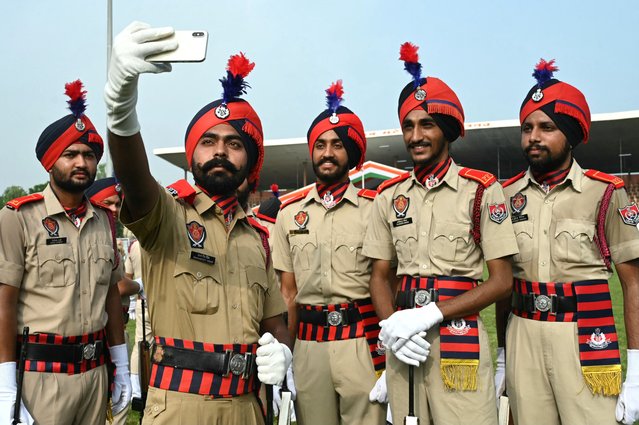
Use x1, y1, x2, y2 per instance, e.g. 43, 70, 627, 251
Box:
104, 21, 177, 136
0, 362, 34, 425
368, 370, 388, 403
616, 349, 639, 424
392, 331, 430, 366
134, 278, 144, 297
109, 344, 132, 415
494, 347, 506, 405
256, 332, 292, 386
379, 303, 444, 352
130, 373, 141, 399
273, 366, 296, 416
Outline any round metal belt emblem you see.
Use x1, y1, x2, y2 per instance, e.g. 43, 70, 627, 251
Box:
229, 354, 247, 376
82, 343, 96, 360
327, 311, 343, 326
534, 295, 552, 312
414, 289, 431, 307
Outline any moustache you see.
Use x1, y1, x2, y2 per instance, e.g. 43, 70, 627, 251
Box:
318, 158, 339, 166
71, 168, 89, 176
525, 144, 549, 154
201, 158, 238, 174
409, 141, 432, 149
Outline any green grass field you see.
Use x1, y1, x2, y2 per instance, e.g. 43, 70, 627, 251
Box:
124, 267, 631, 424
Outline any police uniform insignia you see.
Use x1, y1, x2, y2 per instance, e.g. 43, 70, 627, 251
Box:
375, 340, 386, 355
587, 328, 611, 350
75, 118, 85, 131
510, 192, 527, 214
322, 192, 336, 209
294, 211, 309, 229
618, 204, 639, 228
167, 186, 178, 197
42, 217, 60, 237
447, 318, 471, 336
186, 221, 206, 248
488, 202, 508, 224
215, 104, 230, 119
393, 195, 410, 218
531, 88, 544, 102
425, 175, 439, 189
414, 88, 426, 101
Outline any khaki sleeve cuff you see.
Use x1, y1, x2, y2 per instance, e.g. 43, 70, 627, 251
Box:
481, 237, 519, 261
362, 240, 395, 261
610, 240, 639, 265
0, 260, 23, 288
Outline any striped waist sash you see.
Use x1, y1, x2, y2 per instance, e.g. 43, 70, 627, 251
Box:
17, 329, 107, 374
149, 336, 259, 397
512, 278, 621, 396
298, 298, 385, 373
397, 275, 480, 391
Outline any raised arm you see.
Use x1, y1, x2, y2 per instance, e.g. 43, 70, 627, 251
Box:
104, 21, 177, 220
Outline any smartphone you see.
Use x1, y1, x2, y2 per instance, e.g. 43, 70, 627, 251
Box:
147, 30, 208, 63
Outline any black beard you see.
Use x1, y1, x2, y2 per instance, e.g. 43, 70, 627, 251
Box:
525, 141, 571, 174
52, 167, 96, 193
312, 158, 349, 185
192, 157, 248, 196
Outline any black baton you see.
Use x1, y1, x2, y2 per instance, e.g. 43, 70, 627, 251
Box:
266, 384, 274, 424
13, 326, 29, 425
405, 364, 419, 425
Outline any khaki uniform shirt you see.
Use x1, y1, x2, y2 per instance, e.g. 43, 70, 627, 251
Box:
0, 184, 120, 335
503, 161, 639, 282
124, 239, 142, 280
363, 161, 519, 278
121, 183, 285, 345
272, 183, 374, 305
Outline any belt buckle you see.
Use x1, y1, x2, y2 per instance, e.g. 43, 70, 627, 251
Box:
227, 351, 248, 377
82, 342, 97, 361
414, 289, 432, 307
534, 294, 553, 313
326, 310, 343, 327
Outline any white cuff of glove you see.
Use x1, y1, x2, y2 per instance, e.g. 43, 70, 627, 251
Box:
627, 349, 639, 379
109, 344, 129, 370
0, 362, 17, 392
134, 278, 144, 295
368, 370, 388, 404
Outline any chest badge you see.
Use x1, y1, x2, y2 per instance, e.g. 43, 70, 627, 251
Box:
322, 192, 336, 209
510, 192, 527, 214
186, 221, 206, 248
425, 175, 439, 190
294, 211, 309, 230
42, 217, 60, 237
393, 195, 410, 218
488, 202, 508, 224
619, 204, 639, 228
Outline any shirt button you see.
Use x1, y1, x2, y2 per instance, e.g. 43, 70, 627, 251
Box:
422, 265, 427, 269
448, 235, 454, 241
196, 272, 202, 278
82, 289, 87, 295
55, 255, 61, 261
233, 338, 239, 343
323, 272, 328, 276
421, 232, 426, 236
349, 247, 355, 252
232, 304, 238, 309
153, 406, 159, 412
83, 320, 88, 326
81, 259, 86, 263
544, 200, 550, 204
541, 261, 547, 266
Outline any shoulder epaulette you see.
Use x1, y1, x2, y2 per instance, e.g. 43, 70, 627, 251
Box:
255, 212, 276, 224
502, 171, 527, 188
166, 179, 197, 205
5, 193, 44, 210
248, 217, 270, 238
459, 167, 497, 188
584, 170, 625, 189
280, 188, 311, 210
357, 188, 377, 200
377, 172, 411, 194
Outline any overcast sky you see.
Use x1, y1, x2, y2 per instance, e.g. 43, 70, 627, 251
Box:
1, 0, 637, 193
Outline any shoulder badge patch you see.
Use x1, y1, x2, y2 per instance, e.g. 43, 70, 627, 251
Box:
42, 217, 60, 237
393, 195, 410, 218
488, 202, 508, 224
618, 204, 639, 228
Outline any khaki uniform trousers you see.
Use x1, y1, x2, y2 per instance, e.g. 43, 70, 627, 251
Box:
387, 318, 497, 425
142, 387, 264, 425
293, 337, 385, 425
506, 314, 618, 425
23, 364, 108, 425
130, 298, 153, 376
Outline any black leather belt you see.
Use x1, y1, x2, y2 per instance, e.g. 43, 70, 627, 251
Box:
17, 340, 104, 363
151, 344, 255, 379
396, 288, 439, 309
298, 306, 362, 327
512, 292, 577, 314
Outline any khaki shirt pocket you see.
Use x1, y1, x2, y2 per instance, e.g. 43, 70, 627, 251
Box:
334, 234, 366, 273
246, 265, 268, 323
513, 221, 534, 263
37, 244, 76, 287
392, 224, 418, 265
144, 386, 166, 418
173, 251, 222, 315
91, 244, 114, 285
553, 219, 597, 264
432, 222, 472, 262
289, 233, 317, 271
